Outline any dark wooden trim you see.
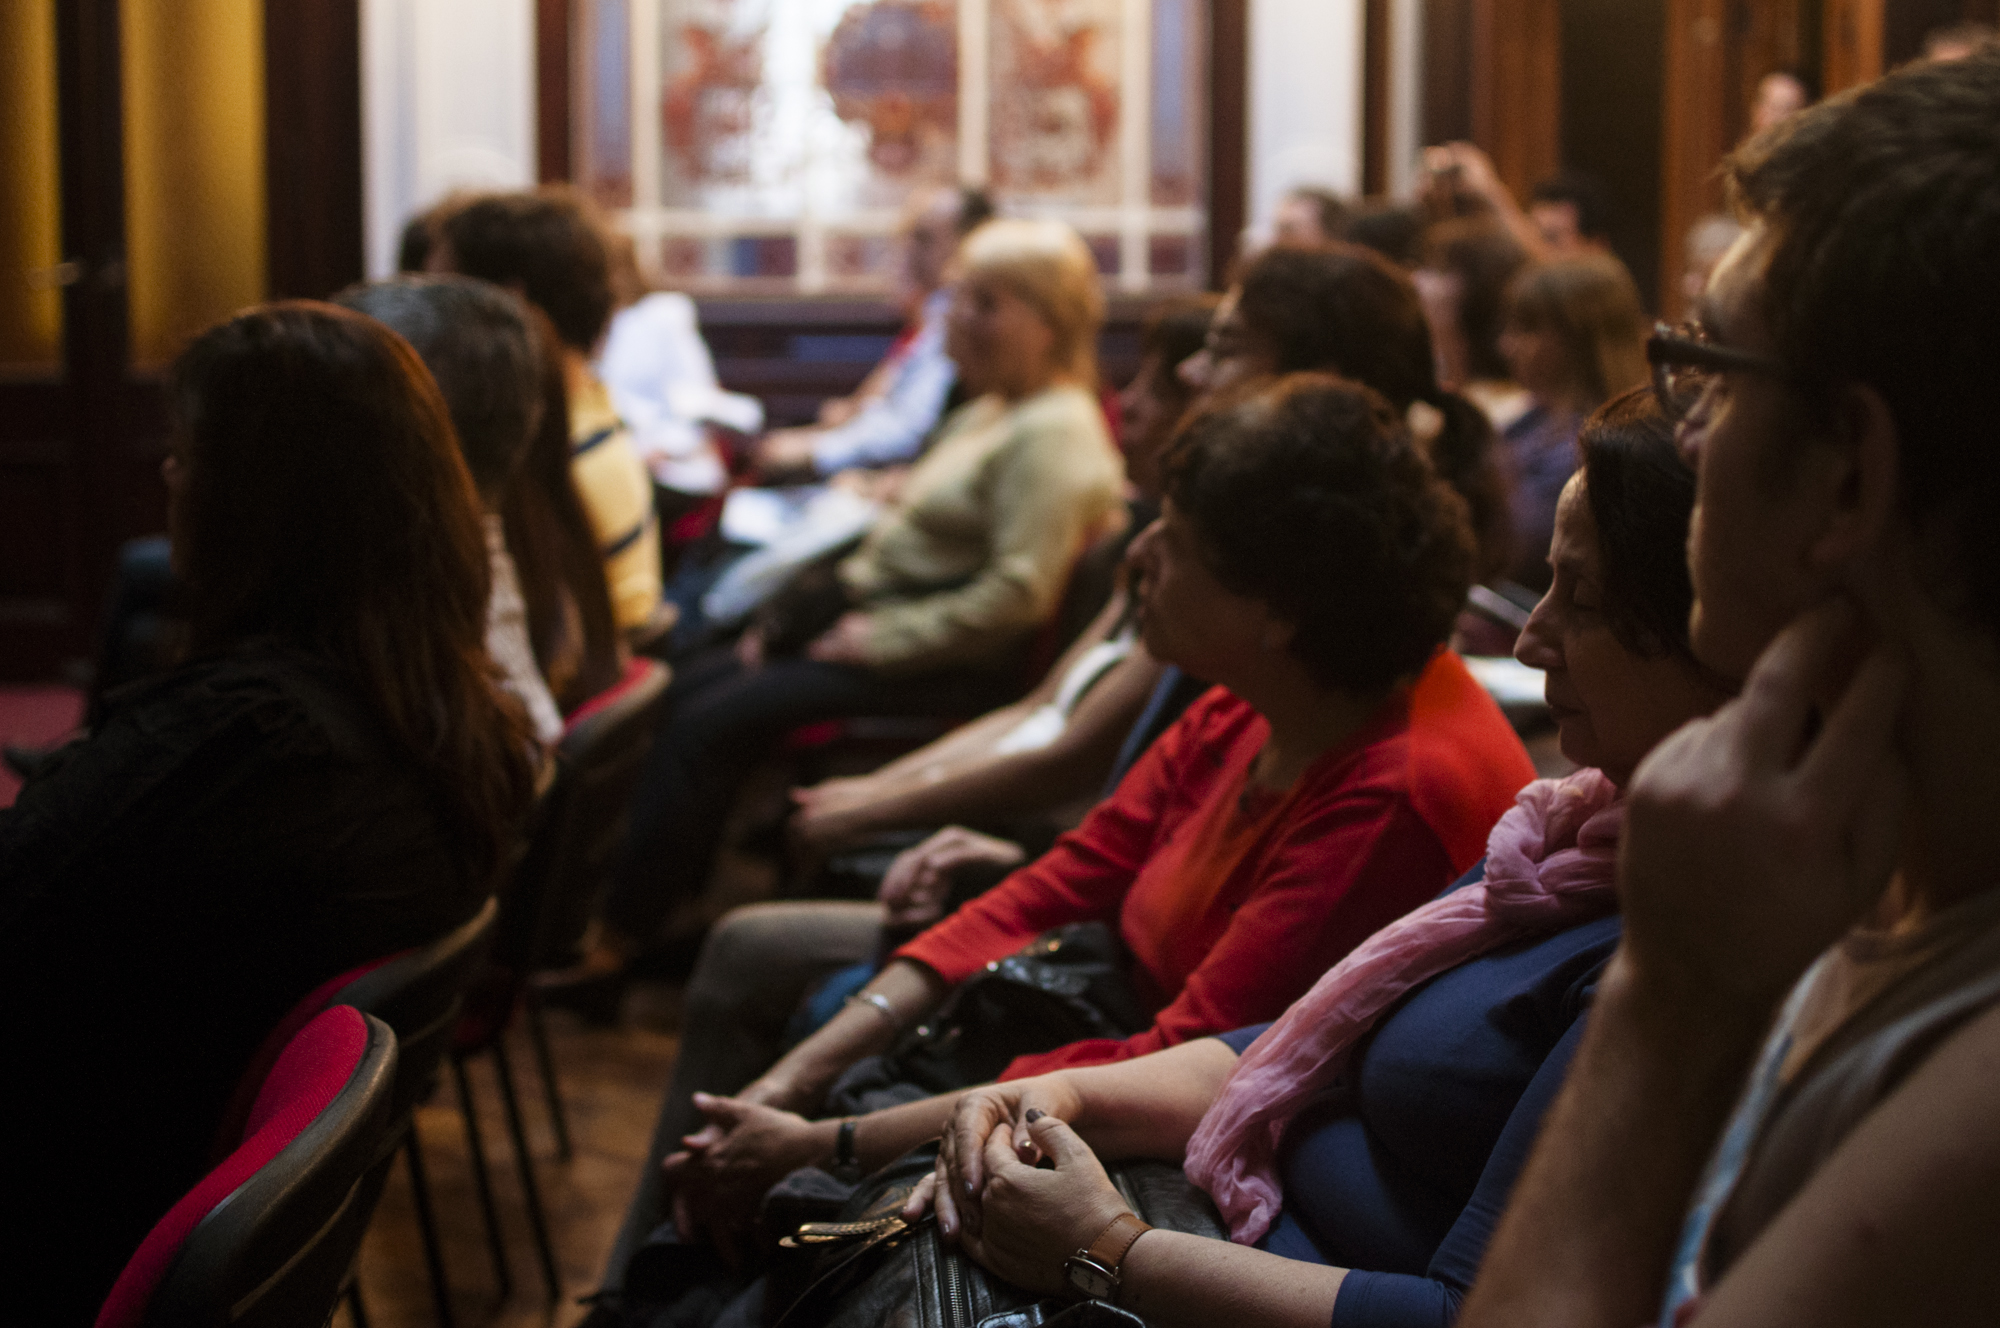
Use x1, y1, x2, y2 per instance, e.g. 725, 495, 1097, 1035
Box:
1471, 0, 1562, 203
1207, 0, 1247, 289
264, 0, 364, 300
538, 0, 573, 181
1362, 0, 1392, 195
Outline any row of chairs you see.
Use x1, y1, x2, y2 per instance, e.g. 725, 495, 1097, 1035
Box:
92, 659, 674, 1327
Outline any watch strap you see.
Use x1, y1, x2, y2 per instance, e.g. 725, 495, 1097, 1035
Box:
1082, 1211, 1150, 1279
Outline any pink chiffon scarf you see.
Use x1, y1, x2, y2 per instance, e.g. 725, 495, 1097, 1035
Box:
1182, 767, 1625, 1244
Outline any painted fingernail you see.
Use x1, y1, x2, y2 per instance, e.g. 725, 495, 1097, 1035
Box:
1025, 1109, 1045, 1123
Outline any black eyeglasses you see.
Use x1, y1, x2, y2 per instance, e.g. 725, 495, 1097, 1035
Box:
1646, 320, 1789, 418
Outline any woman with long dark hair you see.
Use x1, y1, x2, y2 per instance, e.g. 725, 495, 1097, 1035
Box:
0, 302, 539, 1323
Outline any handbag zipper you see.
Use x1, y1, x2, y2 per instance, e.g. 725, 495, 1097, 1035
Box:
941, 1239, 973, 1328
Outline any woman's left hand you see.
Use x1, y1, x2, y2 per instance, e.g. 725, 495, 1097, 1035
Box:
663, 1093, 826, 1216
807, 612, 876, 665
945, 1113, 1133, 1297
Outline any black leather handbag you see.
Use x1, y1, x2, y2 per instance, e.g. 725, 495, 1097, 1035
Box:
766, 1147, 1225, 1328
824, 922, 1152, 1116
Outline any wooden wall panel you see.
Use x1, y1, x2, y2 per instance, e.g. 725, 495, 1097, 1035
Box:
538, 0, 572, 182
264, 0, 363, 301
1470, 0, 1561, 204
1824, 0, 1885, 91
1363, 0, 1392, 195
1208, 0, 1248, 287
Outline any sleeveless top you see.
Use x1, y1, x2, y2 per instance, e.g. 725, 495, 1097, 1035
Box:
1661, 885, 2000, 1323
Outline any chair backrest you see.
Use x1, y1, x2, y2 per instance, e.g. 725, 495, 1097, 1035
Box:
332, 896, 500, 1118
1023, 525, 1132, 686
95, 1006, 398, 1328
505, 658, 672, 978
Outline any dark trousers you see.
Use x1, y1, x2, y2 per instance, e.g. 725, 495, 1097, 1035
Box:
601, 647, 1012, 944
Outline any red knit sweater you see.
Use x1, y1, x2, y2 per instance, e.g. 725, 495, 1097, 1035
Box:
896, 651, 1535, 1079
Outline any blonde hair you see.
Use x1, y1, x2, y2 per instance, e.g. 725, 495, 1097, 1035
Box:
956, 218, 1105, 386
1505, 255, 1649, 409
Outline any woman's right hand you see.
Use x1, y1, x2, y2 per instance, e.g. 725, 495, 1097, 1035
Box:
917, 1074, 1085, 1239
879, 827, 1027, 930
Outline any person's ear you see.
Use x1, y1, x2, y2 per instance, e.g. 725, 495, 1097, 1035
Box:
1807, 383, 1900, 579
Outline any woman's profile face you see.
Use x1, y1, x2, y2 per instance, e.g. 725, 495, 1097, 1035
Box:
946, 271, 1058, 398
1126, 500, 1280, 682
1499, 318, 1575, 405
1515, 475, 1717, 785
1177, 289, 1278, 401
1116, 353, 1185, 501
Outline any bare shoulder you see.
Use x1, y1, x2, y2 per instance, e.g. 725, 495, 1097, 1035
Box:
1695, 997, 2000, 1327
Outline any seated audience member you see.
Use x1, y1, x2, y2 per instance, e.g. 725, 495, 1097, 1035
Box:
870, 391, 1728, 1328
0, 303, 537, 1323
336, 274, 565, 745
1415, 218, 1533, 428
1341, 199, 1427, 270
1749, 68, 1814, 135
1272, 185, 1353, 249
612, 375, 1536, 1286
565, 219, 1125, 984
602, 386, 1705, 1328
644, 251, 1517, 1172
785, 297, 1217, 855
598, 231, 765, 499
1460, 53, 2000, 1328
1924, 20, 1997, 61
1184, 242, 1515, 584
428, 188, 672, 641
1681, 213, 1746, 311
1495, 255, 1648, 590
752, 186, 995, 481
505, 304, 631, 712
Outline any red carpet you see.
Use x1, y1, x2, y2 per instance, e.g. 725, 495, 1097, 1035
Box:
0, 686, 84, 808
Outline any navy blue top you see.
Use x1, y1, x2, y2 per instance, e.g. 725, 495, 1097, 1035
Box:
1215, 868, 1620, 1328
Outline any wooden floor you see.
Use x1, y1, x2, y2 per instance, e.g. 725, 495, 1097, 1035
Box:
340, 995, 682, 1328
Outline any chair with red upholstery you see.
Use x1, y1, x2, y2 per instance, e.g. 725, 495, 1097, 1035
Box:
443, 657, 674, 1303
94, 1005, 397, 1328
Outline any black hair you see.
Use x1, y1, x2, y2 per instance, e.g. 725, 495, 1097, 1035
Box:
1577, 388, 1698, 660
1341, 200, 1425, 269
955, 186, 997, 235
333, 275, 544, 504
1163, 373, 1474, 692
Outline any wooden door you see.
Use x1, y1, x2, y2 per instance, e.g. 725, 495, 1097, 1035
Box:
0, 0, 362, 682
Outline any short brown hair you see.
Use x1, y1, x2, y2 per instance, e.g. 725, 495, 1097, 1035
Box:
1725, 50, 2000, 635
437, 188, 616, 352
1504, 256, 1649, 409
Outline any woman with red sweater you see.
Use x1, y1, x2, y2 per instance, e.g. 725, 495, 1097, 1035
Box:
637, 375, 1533, 1265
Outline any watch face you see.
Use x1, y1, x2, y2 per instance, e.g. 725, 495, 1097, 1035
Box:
1063, 1254, 1117, 1301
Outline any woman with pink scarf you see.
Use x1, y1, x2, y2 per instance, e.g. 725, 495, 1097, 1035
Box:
910, 389, 1732, 1327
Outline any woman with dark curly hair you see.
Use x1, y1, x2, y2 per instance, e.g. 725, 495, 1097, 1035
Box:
627, 375, 1533, 1276
0, 303, 539, 1323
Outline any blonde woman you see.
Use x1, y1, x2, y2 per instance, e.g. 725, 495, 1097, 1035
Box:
570, 219, 1127, 989
1494, 255, 1648, 590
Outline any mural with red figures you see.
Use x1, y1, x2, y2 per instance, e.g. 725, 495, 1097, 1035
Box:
990, 0, 1120, 198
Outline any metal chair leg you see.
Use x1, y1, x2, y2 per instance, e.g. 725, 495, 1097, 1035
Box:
491, 1037, 562, 1305
402, 1129, 458, 1328
450, 1053, 513, 1299
523, 992, 573, 1161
